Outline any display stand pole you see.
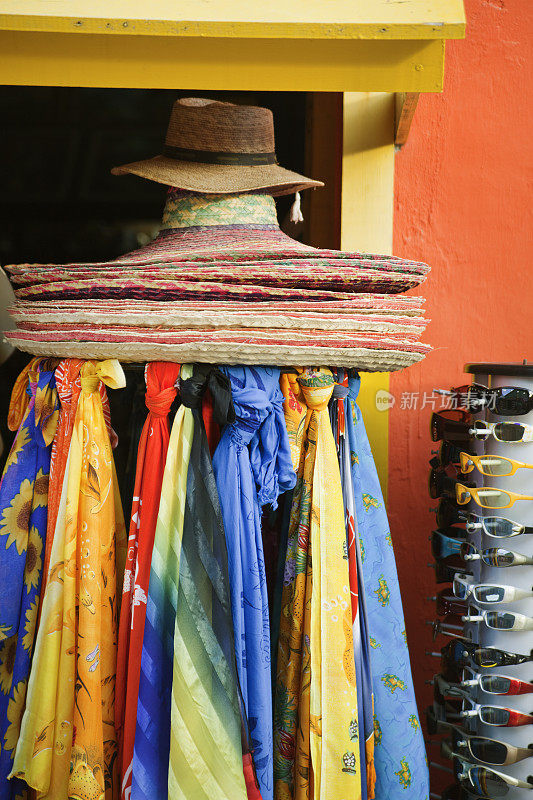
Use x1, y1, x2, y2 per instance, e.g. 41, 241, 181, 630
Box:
466, 363, 533, 797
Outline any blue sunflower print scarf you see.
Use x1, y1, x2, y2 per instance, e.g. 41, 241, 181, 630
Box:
0, 358, 59, 800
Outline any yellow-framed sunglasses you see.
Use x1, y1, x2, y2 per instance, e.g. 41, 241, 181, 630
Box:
460, 451, 533, 478
455, 482, 533, 510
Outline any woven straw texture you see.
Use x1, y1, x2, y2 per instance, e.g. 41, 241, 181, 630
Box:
5, 190, 431, 372
5, 334, 427, 372
11, 308, 426, 337
110, 98, 322, 196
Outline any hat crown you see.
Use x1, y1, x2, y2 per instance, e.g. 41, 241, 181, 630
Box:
164, 97, 275, 155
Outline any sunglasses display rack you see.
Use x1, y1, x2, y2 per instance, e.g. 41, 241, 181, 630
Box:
429, 363, 533, 799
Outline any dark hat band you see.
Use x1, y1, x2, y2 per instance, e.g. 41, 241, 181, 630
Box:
163, 144, 277, 166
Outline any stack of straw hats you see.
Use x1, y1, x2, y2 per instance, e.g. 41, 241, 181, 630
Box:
4, 98, 431, 371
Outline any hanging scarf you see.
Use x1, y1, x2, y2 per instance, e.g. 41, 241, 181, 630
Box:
274, 368, 362, 800
0, 358, 59, 800
168, 364, 247, 799
115, 362, 180, 800
212, 367, 296, 800
344, 373, 428, 798
11, 359, 126, 800
40, 358, 116, 602
329, 375, 375, 799
131, 365, 194, 800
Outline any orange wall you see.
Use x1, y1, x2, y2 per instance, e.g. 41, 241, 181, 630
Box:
389, 0, 533, 739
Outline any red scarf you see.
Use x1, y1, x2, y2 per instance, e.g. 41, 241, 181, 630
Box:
115, 361, 180, 799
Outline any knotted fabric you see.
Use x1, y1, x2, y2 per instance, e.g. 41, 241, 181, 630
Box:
330, 373, 375, 799
11, 359, 126, 800
40, 358, 116, 604
274, 368, 361, 800
0, 358, 59, 800
168, 364, 248, 800
115, 362, 180, 800
213, 367, 296, 800
343, 373, 428, 798
132, 365, 194, 800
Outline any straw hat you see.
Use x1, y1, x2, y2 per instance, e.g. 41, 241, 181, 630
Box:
111, 97, 324, 196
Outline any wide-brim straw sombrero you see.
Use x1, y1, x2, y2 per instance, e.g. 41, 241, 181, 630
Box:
7, 220, 430, 299
111, 97, 323, 196
4, 188, 431, 370
6, 326, 431, 372
9, 298, 427, 336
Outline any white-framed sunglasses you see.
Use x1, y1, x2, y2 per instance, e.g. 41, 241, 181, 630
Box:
463, 605, 533, 632
452, 574, 533, 604
463, 513, 533, 538
469, 419, 533, 443
461, 667, 533, 696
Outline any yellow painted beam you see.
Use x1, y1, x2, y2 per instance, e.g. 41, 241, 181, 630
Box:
341, 92, 396, 499
0, 1, 466, 39
0, 32, 445, 92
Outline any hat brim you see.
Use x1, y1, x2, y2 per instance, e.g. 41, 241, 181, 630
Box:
111, 155, 323, 196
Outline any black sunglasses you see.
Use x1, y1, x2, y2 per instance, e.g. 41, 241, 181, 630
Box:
431, 409, 473, 443
429, 559, 474, 585
432, 561, 474, 585
433, 590, 468, 617
440, 639, 533, 670
429, 467, 475, 501
447, 383, 533, 417
431, 441, 476, 470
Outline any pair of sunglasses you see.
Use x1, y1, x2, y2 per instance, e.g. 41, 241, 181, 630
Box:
459, 451, 533, 478
435, 671, 533, 700
429, 468, 475, 501
463, 605, 533, 632
439, 638, 533, 670
432, 441, 476, 468
430, 559, 473, 585
433, 470, 533, 510
452, 574, 533, 605
433, 590, 468, 617
462, 667, 533, 697
431, 409, 473, 443
432, 411, 533, 444
447, 383, 533, 417
450, 727, 533, 766
434, 448, 533, 482
439, 697, 533, 730
447, 745, 533, 796
435, 498, 533, 538
433, 675, 476, 706
426, 707, 533, 765
432, 531, 533, 567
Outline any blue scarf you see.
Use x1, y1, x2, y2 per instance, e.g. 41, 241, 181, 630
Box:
213, 366, 296, 800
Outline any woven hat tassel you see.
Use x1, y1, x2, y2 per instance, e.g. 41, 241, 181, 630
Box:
289, 191, 304, 224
